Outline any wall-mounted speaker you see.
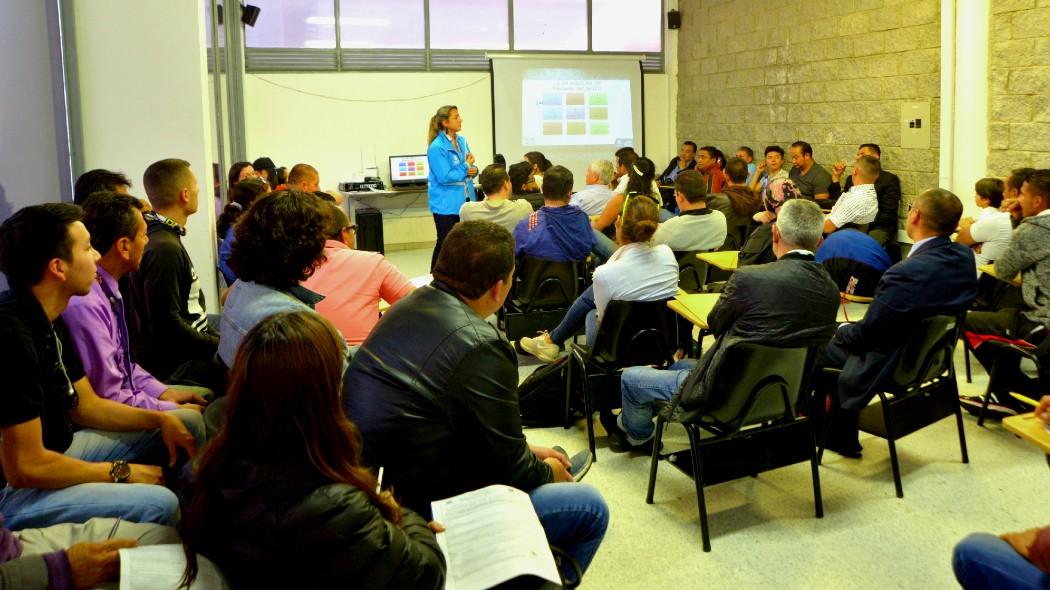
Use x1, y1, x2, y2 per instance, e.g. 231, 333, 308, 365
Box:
667, 9, 681, 30
241, 4, 261, 27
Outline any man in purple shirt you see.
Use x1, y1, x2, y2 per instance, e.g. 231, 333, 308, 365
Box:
512, 166, 596, 262
62, 192, 208, 419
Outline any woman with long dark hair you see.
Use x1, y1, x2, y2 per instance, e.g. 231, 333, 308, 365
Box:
181, 311, 445, 588
427, 105, 478, 270
215, 178, 267, 286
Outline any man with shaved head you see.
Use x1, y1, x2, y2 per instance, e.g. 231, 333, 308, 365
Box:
822, 155, 880, 234
287, 163, 321, 193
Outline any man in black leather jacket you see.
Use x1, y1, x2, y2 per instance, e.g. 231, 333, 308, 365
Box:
345, 220, 608, 583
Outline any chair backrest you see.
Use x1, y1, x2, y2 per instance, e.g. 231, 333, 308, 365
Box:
888, 315, 961, 390
590, 299, 678, 368
674, 250, 711, 294
695, 343, 811, 431
510, 256, 586, 311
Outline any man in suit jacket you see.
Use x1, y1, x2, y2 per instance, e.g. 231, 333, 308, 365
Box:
825, 143, 903, 245
611, 199, 840, 451
817, 188, 977, 457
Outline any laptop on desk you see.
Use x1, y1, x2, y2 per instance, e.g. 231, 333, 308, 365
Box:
389, 154, 429, 190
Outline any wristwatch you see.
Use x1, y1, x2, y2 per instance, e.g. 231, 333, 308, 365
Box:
110, 460, 131, 483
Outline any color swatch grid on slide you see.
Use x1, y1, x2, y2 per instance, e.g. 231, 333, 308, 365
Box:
396, 158, 427, 179
541, 91, 610, 136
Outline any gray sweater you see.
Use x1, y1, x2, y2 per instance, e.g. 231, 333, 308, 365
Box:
995, 213, 1050, 327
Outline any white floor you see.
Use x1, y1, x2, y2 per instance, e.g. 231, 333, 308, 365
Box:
384, 247, 1047, 589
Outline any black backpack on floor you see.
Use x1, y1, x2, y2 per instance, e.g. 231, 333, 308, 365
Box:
517, 357, 573, 427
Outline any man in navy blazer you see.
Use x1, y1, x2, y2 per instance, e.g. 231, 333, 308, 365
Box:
817, 188, 978, 457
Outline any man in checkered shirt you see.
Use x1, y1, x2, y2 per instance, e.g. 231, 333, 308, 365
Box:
823, 155, 880, 234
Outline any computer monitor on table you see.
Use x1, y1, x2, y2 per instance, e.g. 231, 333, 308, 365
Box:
389, 154, 429, 189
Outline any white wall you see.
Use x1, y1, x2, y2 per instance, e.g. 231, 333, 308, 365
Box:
72, 0, 218, 310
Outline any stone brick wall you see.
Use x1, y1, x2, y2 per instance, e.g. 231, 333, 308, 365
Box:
989, 0, 1050, 175
676, 0, 940, 206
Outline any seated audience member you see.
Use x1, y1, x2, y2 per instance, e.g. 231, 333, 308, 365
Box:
219, 190, 338, 369
593, 156, 663, 238
707, 158, 763, 250
276, 166, 289, 187
953, 396, 1050, 588
305, 202, 414, 347
512, 165, 596, 262
459, 164, 533, 232
0, 204, 199, 530
216, 178, 268, 286
736, 146, 757, 185
962, 170, 1050, 417
788, 141, 832, 202
613, 199, 839, 450
569, 160, 617, 216
183, 312, 445, 589
749, 145, 790, 200
227, 161, 257, 191
610, 147, 635, 188
524, 151, 552, 189
1001, 167, 1038, 215
816, 189, 977, 457
659, 141, 698, 184
740, 178, 803, 267
509, 160, 544, 211
822, 155, 880, 234
827, 143, 902, 244
128, 159, 219, 384
612, 151, 661, 197
344, 221, 608, 584
286, 163, 321, 193
956, 177, 1013, 270
0, 516, 179, 589
815, 229, 892, 298
652, 170, 727, 252
696, 146, 727, 194
72, 169, 132, 206
252, 156, 278, 189
521, 196, 678, 361
63, 193, 210, 415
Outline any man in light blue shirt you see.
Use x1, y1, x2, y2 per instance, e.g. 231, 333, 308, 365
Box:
569, 160, 616, 216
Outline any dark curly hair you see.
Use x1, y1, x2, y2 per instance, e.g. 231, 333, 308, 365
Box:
229, 189, 328, 289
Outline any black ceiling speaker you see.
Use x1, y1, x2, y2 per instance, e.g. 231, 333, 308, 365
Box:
241, 4, 261, 27
667, 9, 681, 30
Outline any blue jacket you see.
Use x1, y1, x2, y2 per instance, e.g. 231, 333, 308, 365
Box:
427, 133, 475, 215
512, 206, 596, 262
829, 236, 977, 409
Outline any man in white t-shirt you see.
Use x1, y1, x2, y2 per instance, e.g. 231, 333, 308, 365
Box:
955, 177, 1014, 270
653, 170, 727, 252
569, 160, 616, 216
823, 156, 879, 234
459, 165, 533, 233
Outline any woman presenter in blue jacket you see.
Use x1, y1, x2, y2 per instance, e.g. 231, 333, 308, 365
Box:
427, 105, 478, 269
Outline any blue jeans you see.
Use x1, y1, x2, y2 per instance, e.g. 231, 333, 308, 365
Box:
592, 230, 617, 264
550, 286, 597, 347
619, 359, 697, 443
0, 409, 203, 530
953, 533, 1050, 589
530, 483, 609, 585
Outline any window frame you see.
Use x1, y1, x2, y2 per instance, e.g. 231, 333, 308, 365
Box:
241, 0, 664, 73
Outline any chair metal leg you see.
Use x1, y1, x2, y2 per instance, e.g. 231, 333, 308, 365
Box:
578, 353, 597, 462
816, 396, 835, 465
952, 382, 970, 464
808, 419, 824, 518
645, 415, 666, 504
882, 405, 904, 499
563, 353, 573, 429
978, 357, 1002, 428
686, 426, 712, 552
964, 345, 972, 383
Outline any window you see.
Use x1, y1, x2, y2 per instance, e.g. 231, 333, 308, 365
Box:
591, 0, 661, 52
428, 0, 509, 50
242, 0, 663, 72
339, 0, 424, 49
513, 0, 587, 51
244, 0, 336, 48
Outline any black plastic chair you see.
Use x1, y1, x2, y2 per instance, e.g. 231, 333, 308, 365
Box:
645, 343, 822, 552
674, 250, 711, 294
498, 257, 588, 342
565, 299, 678, 460
972, 327, 1050, 426
819, 315, 969, 498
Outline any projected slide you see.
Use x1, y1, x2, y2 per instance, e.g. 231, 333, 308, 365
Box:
522, 80, 633, 147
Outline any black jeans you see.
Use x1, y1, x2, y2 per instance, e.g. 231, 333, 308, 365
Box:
431, 213, 460, 270
964, 308, 1043, 394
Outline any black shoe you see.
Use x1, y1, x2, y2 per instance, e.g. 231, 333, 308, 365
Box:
824, 439, 863, 459
959, 394, 1020, 419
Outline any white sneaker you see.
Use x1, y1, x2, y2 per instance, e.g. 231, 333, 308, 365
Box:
519, 332, 561, 363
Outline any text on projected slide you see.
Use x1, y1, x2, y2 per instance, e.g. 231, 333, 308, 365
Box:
522, 80, 633, 147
